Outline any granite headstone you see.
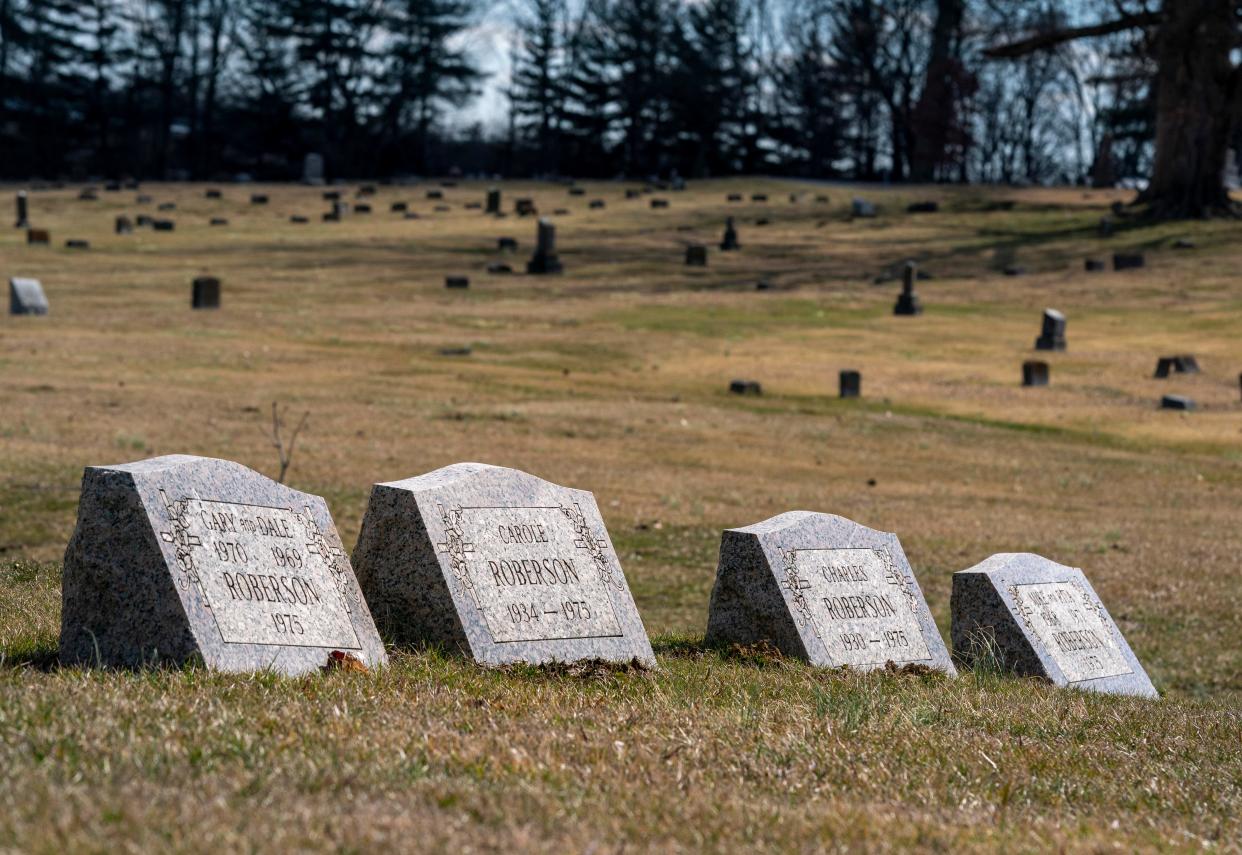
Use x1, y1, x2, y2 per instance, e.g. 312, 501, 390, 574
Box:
893, 261, 922, 316
60, 455, 387, 674
526, 219, 563, 274
951, 553, 1156, 698
15, 191, 28, 228
1035, 309, 1066, 351
192, 276, 221, 309
351, 463, 655, 667
705, 512, 955, 673
10, 277, 48, 315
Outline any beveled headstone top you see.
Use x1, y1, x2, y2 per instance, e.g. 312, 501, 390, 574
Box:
10, 277, 48, 315
951, 553, 1156, 698
60, 455, 387, 675
352, 463, 655, 667
705, 512, 955, 674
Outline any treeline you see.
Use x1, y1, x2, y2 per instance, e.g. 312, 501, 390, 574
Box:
0, 0, 1161, 184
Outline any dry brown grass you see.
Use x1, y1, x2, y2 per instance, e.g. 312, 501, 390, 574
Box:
1, 178, 1241, 851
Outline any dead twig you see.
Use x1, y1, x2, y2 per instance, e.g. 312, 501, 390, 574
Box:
264, 402, 309, 484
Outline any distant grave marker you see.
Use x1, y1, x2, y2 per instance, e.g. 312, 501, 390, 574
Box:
729, 380, 761, 396
497, 237, 518, 252
115, 216, 134, 234
893, 261, 922, 316
852, 198, 877, 218
158, 202, 176, 212
568, 187, 585, 196
105, 182, 121, 192
839, 370, 861, 398
205, 189, 223, 199
754, 217, 769, 226
720, 217, 739, 251
192, 276, 221, 309
136, 195, 153, 204
705, 512, 956, 673
79, 188, 98, 201
9, 277, 48, 315
1022, 361, 1049, 387
14, 191, 28, 228
353, 204, 372, 214
351, 463, 655, 666
553, 208, 569, 216
727, 193, 743, 202
1034, 309, 1066, 351
907, 201, 939, 213
1113, 253, 1144, 271
589, 199, 606, 210
323, 191, 341, 202
426, 190, 444, 200
625, 189, 641, 200
390, 202, 407, 213
1084, 259, 1106, 272
487, 263, 512, 274
210, 218, 229, 227
685, 244, 707, 267
751, 194, 768, 203
650, 199, 669, 209
1161, 394, 1195, 411
1154, 355, 1199, 378
526, 219, 563, 274
433, 205, 451, 213
290, 215, 309, 224
303, 152, 325, 185
66, 239, 89, 250
136, 215, 153, 227
951, 553, 1156, 697
26, 228, 50, 245
486, 188, 501, 214
446, 276, 470, 289
152, 220, 175, 232
250, 194, 269, 205
60, 455, 387, 674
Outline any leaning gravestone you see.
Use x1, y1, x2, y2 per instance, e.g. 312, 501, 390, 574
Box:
60, 455, 387, 674
705, 512, 956, 673
1035, 309, 1066, 351
951, 553, 1156, 697
352, 463, 655, 667
526, 218, 563, 274
10, 277, 48, 315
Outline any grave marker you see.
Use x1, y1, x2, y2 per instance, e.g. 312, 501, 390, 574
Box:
60, 455, 387, 675
15, 191, 28, 228
1023, 361, 1049, 387
893, 261, 922, 316
210, 218, 229, 227
951, 553, 1156, 697
1154, 355, 1198, 377
486, 188, 501, 214
1035, 309, 1066, 351
351, 463, 655, 666
650, 199, 669, 209
685, 244, 707, 267
727, 193, 742, 202
153, 220, 175, 231
589, 199, 606, 210
66, 239, 89, 250
303, 152, 325, 185
446, 276, 470, 289
1161, 394, 1195, 411
720, 217, 739, 251
116, 216, 134, 234
839, 370, 861, 399
751, 194, 768, 203
852, 198, 877, 218
158, 202, 176, 211
390, 202, 408, 213
426, 190, 444, 200
705, 512, 956, 673
205, 189, 223, 199
729, 380, 761, 396
907, 201, 939, 213
497, 237, 518, 252
192, 276, 221, 309
1085, 259, 1106, 272
26, 229, 50, 245
250, 194, 269, 205
1113, 252, 1144, 271
9, 277, 48, 315
526, 219, 563, 274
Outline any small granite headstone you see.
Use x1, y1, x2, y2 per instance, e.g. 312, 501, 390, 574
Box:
625, 189, 641, 200
433, 205, 451, 213
136, 215, 154, 227
426, 190, 444, 200
66, 239, 89, 250
205, 189, 223, 199
1113, 252, 1144, 271
116, 216, 134, 234
136, 194, 153, 204
720, 217, 739, 251
79, 188, 98, 201
1085, 259, 1106, 272
303, 152, 325, 185
153, 220, 175, 232
1023, 361, 1049, 387
568, 187, 585, 196
290, 215, 309, 224
323, 191, 341, 202
390, 202, 408, 213
685, 244, 707, 267
351, 463, 655, 666
852, 198, 877, 218
727, 193, 743, 202
158, 202, 176, 212
751, 194, 768, 203
1161, 394, 1195, 411
729, 380, 761, 396
250, 194, 269, 205
15, 191, 29, 228
1172, 239, 1195, 250
705, 512, 956, 673
907, 201, 939, 213
486, 188, 501, 214
446, 276, 470, 289
1035, 309, 1066, 351
105, 181, 121, 192
526, 219, 563, 274
754, 218, 769, 226
650, 199, 669, 209
839, 370, 861, 399
192, 276, 221, 309
498, 237, 518, 252
210, 218, 229, 227
353, 204, 372, 214
553, 208, 569, 216
27, 228, 50, 245
487, 263, 512, 274
589, 199, 606, 210
358, 184, 377, 196
1154, 355, 1199, 378
10, 277, 48, 315
951, 553, 1155, 697
60, 455, 387, 675
893, 261, 922, 316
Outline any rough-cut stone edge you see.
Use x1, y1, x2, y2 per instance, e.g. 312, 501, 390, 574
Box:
353, 462, 655, 667
951, 552, 1157, 698
60, 454, 388, 675
705, 511, 956, 674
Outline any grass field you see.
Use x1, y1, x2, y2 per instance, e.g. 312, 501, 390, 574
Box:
2, 178, 1241, 851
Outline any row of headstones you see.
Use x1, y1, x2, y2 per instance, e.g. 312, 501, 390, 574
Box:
59, 454, 1156, 698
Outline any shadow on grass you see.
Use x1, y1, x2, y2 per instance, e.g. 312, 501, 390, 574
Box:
0, 642, 60, 672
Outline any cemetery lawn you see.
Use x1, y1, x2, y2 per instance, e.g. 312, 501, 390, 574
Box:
2, 180, 1241, 851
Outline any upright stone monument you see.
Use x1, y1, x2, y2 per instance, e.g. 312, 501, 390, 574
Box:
302, 153, 325, 185
1022, 360, 1049, 387
852, 198, 877, 218
1035, 309, 1066, 351
951, 553, 1156, 698
10, 277, 48, 315
60, 455, 387, 675
15, 191, 28, 228
352, 463, 655, 667
486, 188, 501, 215
192, 276, 221, 309
115, 215, 134, 235
26, 228, 49, 245
705, 512, 956, 674
893, 261, 922, 316
720, 217, 739, 251
839, 370, 861, 398
526, 218, 563, 274
685, 244, 707, 266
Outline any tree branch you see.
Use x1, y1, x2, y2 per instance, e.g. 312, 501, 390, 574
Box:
984, 12, 1162, 60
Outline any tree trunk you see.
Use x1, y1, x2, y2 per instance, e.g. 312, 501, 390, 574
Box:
1137, 0, 1239, 217
910, 0, 965, 182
